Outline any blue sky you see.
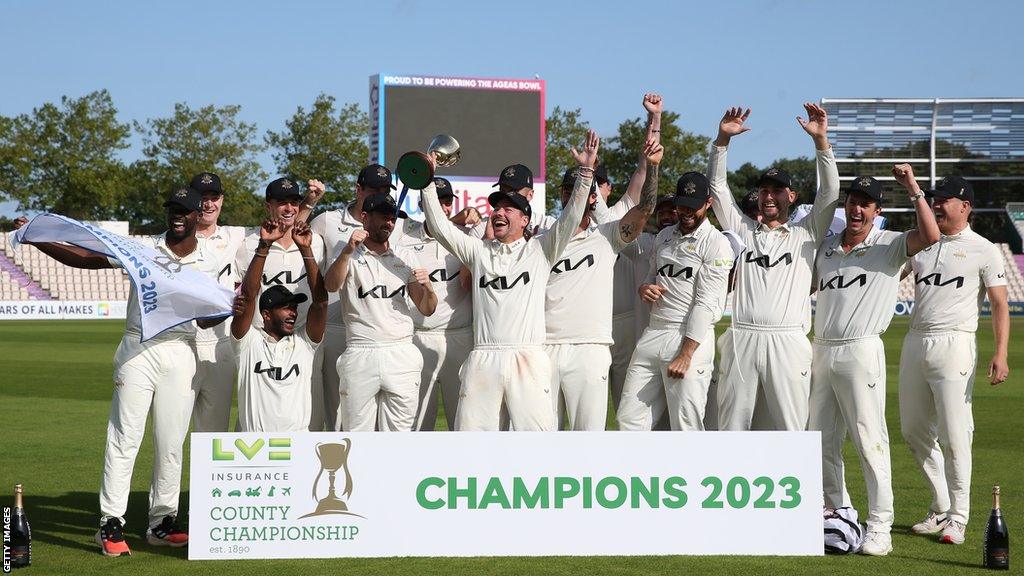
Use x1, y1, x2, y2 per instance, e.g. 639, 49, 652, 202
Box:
2, 0, 1022, 194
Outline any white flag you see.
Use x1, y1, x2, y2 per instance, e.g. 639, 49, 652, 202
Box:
12, 214, 234, 341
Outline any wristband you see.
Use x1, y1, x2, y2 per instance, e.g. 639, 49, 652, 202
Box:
908, 192, 925, 202
302, 256, 317, 260
651, 129, 661, 133
254, 251, 269, 258
304, 203, 314, 209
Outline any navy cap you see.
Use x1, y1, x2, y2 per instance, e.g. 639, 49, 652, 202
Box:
927, 175, 974, 203
163, 187, 202, 213
674, 172, 711, 209
259, 285, 308, 311
494, 164, 533, 190
357, 164, 397, 190
757, 166, 792, 189
190, 172, 223, 195
655, 195, 676, 210
594, 164, 609, 185
560, 168, 598, 192
487, 191, 532, 220
265, 177, 303, 201
847, 175, 883, 203
362, 192, 408, 219
434, 177, 456, 200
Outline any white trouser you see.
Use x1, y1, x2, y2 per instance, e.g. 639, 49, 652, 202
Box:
609, 311, 637, 411
101, 336, 196, 528
617, 326, 715, 431
899, 330, 977, 524
705, 363, 719, 431
809, 336, 893, 534
336, 340, 421, 432
413, 327, 473, 431
192, 336, 236, 432
545, 343, 612, 431
454, 346, 556, 431
320, 324, 346, 431
717, 325, 812, 432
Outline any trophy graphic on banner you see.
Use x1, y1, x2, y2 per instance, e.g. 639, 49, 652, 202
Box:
301, 439, 361, 518
394, 134, 461, 209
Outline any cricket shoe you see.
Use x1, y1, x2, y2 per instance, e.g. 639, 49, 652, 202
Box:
146, 515, 188, 547
95, 517, 131, 557
911, 510, 948, 534
860, 531, 893, 556
939, 520, 966, 545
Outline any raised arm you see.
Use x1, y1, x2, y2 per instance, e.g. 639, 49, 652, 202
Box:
232, 219, 284, 339
602, 93, 663, 219
12, 218, 113, 269
616, 139, 664, 244
421, 177, 481, 267
709, 107, 754, 232
292, 221, 328, 343
408, 267, 438, 316
797, 103, 840, 239
892, 164, 941, 256
297, 179, 326, 223
540, 130, 599, 262
324, 228, 366, 293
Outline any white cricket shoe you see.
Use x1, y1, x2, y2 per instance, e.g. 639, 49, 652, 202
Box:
939, 520, 966, 545
860, 531, 893, 556
911, 511, 948, 534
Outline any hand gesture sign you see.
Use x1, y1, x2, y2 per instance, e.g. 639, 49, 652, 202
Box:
342, 228, 368, 255
571, 129, 600, 169
796, 102, 829, 140
306, 179, 326, 204
259, 219, 287, 245
643, 138, 665, 166
412, 268, 431, 286
892, 164, 917, 190
292, 220, 313, 250
719, 107, 752, 139
231, 293, 249, 317
13, 216, 28, 230
643, 93, 663, 115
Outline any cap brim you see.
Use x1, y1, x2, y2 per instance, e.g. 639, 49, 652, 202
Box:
162, 199, 198, 212
756, 176, 791, 189
845, 189, 883, 203
674, 196, 709, 209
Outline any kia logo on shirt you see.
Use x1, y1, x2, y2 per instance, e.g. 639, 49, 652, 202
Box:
551, 254, 595, 274
915, 273, 965, 289
744, 252, 793, 269
263, 270, 307, 286
254, 361, 300, 380
657, 264, 693, 279
358, 285, 407, 299
478, 271, 531, 290
818, 273, 867, 291
429, 268, 459, 282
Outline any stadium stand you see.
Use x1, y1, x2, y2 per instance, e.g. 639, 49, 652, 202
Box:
1, 232, 131, 301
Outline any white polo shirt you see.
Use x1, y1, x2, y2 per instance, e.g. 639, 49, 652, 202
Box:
338, 244, 420, 345
909, 225, 1007, 333
813, 226, 908, 341
708, 144, 839, 332
234, 327, 318, 432
234, 232, 326, 330
196, 224, 248, 342
645, 219, 734, 344
397, 220, 473, 332
544, 220, 630, 344
310, 204, 367, 328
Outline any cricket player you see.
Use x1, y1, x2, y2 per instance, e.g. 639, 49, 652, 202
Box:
324, 193, 437, 432
419, 131, 601, 431
235, 177, 326, 430
190, 171, 248, 432
896, 171, 1010, 545
809, 171, 940, 556
617, 172, 735, 431
17, 187, 221, 555
707, 104, 839, 432
544, 139, 664, 430
232, 219, 327, 432
398, 177, 475, 431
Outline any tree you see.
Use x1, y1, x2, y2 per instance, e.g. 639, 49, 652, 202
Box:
544, 106, 591, 212
602, 111, 710, 200
125, 103, 267, 230
0, 90, 131, 220
265, 94, 369, 213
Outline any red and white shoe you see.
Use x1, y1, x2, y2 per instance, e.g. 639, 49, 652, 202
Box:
95, 518, 131, 557
146, 515, 188, 547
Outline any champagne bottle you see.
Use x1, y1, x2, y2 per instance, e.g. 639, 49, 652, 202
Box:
984, 485, 1009, 570
10, 484, 31, 569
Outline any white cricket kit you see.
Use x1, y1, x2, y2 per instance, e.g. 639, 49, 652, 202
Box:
420, 172, 593, 432
192, 224, 248, 432
399, 220, 474, 431
617, 220, 734, 431
708, 144, 839, 433
336, 243, 423, 432
235, 231, 326, 431
899, 226, 1006, 525
100, 233, 215, 529
234, 327, 319, 432
543, 219, 630, 430
810, 226, 909, 535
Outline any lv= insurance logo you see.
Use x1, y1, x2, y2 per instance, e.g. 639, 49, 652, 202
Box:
301, 440, 365, 519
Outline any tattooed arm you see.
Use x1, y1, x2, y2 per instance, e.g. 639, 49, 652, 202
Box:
613, 139, 664, 244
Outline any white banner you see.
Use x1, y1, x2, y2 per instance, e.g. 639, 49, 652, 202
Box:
12, 213, 234, 340
0, 300, 127, 320
189, 432, 823, 559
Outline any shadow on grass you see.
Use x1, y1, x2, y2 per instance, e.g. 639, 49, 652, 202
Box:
28, 490, 191, 559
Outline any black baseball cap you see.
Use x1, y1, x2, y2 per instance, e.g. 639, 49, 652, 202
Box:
741, 190, 759, 216
259, 285, 308, 311
757, 166, 792, 189
494, 164, 533, 190
162, 187, 202, 213
655, 195, 675, 210
190, 172, 224, 195
927, 175, 974, 203
560, 168, 597, 192
434, 177, 456, 200
362, 192, 408, 219
265, 177, 303, 201
594, 164, 609, 186
357, 164, 397, 190
487, 191, 532, 219
846, 175, 883, 203
674, 172, 711, 209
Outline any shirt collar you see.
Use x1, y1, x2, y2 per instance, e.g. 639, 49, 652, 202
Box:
675, 218, 711, 240
154, 232, 203, 264
493, 237, 527, 253
756, 220, 791, 234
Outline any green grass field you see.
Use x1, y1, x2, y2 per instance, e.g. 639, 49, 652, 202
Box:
0, 318, 1020, 575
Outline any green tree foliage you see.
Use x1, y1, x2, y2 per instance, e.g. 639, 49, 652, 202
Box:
0, 90, 130, 220
265, 94, 369, 213
544, 106, 591, 212
603, 111, 710, 200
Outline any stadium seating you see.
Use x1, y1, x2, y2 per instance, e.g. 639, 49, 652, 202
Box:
1, 232, 131, 301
